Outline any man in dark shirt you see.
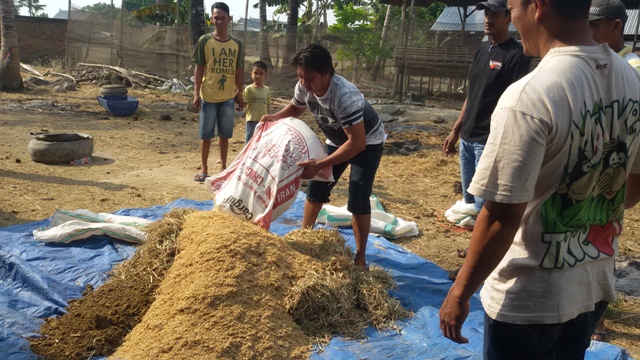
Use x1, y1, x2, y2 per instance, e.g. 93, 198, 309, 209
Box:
443, 0, 531, 221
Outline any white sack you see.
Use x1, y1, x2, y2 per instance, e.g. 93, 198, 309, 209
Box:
33, 209, 151, 244
205, 118, 333, 230
444, 200, 477, 228
317, 195, 419, 239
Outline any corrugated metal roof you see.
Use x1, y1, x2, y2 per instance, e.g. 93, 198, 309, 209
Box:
430, 6, 516, 32
625, 9, 640, 35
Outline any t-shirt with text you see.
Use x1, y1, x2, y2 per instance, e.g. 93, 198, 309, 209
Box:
469, 44, 640, 324
191, 34, 244, 103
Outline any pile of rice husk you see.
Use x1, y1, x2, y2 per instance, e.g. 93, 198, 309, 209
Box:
29, 208, 194, 359
30, 210, 411, 360
283, 229, 412, 340
111, 211, 313, 359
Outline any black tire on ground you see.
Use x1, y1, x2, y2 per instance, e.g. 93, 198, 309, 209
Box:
99, 84, 128, 97
28, 133, 93, 164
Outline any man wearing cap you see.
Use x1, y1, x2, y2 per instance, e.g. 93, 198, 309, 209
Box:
443, 0, 530, 227
588, 0, 640, 342
439, 0, 640, 358
589, 0, 640, 71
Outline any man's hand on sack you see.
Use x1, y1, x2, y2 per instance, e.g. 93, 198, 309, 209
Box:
261, 114, 277, 122
297, 159, 321, 179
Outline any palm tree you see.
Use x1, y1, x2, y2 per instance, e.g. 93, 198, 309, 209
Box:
16, 0, 45, 17
190, 0, 205, 46
283, 0, 299, 65
258, 0, 274, 68
0, 0, 24, 91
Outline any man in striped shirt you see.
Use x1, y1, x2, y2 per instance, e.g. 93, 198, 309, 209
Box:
262, 44, 385, 267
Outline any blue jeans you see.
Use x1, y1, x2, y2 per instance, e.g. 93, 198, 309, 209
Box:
245, 121, 259, 144
459, 138, 486, 213
198, 98, 235, 140
483, 301, 608, 360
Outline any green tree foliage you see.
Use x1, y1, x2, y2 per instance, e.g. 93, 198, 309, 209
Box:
123, 0, 191, 25
82, 2, 119, 19
124, 0, 156, 12
15, 0, 45, 17
328, 2, 382, 71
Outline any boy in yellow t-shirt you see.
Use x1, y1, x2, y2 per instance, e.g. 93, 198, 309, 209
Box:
242, 61, 271, 143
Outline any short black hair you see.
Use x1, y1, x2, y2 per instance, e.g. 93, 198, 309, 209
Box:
521, 0, 589, 20
212, 2, 230, 15
252, 60, 268, 73
289, 44, 335, 76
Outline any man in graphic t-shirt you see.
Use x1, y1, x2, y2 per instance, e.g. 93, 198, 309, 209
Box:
439, 0, 640, 358
191, 2, 244, 181
262, 44, 385, 268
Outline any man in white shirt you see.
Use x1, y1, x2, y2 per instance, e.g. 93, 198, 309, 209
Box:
439, 0, 640, 358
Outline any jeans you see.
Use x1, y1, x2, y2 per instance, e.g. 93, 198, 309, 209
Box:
459, 138, 486, 213
245, 121, 259, 144
483, 301, 608, 360
199, 98, 235, 140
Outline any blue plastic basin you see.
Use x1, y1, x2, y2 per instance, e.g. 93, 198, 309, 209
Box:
97, 95, 139, 117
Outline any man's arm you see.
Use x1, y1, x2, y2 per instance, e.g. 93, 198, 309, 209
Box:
439, 200, 527, 343
235, 64, 245, 109
298, 120, 366, 179
261, 102, 307, 122
193, 64, 205, 111
626, 173, 640, 209
443, 98, 467, 155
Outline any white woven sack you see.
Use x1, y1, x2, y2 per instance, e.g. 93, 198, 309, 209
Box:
205, 118, 333, 230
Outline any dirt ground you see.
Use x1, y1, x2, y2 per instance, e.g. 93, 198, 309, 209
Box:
1, 78, 639, 357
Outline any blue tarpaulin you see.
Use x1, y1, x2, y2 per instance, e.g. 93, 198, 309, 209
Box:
0, 193, 632, 359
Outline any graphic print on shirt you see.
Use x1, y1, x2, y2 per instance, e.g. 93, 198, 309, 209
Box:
306, 98, 340, 130
539, 99, 640, 269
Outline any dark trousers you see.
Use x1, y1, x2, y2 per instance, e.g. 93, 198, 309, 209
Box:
483, 301, 608, 360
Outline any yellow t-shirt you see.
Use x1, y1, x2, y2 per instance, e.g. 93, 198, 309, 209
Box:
191, 34, 244, 103
243, 84, 271, 122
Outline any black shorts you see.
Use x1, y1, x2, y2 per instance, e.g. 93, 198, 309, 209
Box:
306, 143, 383, 214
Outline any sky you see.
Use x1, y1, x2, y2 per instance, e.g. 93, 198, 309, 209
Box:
34, 0, 334, 25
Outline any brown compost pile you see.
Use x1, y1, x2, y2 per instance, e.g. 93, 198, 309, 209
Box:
30, 210, 410, 360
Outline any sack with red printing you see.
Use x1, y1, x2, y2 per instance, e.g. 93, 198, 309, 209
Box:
205, 117, 333, 230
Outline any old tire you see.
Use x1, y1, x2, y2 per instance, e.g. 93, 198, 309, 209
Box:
99, 84, 128, 97
28, 133, 93, 164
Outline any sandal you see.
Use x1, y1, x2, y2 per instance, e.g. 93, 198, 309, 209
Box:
457, 249, 468, 258
193, 173, 207, 182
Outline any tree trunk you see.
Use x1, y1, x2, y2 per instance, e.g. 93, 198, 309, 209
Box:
190, 0, 205, 47
258, 0, 273, 68
393, 0, 407, 98
371, 4, 393, 81
283, 0, 299, 68
0, 0, 24, 91
408, 1, 416, 44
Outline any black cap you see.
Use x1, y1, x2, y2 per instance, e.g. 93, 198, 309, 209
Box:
589, 0, 628, 22
476, 0, 508, 12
